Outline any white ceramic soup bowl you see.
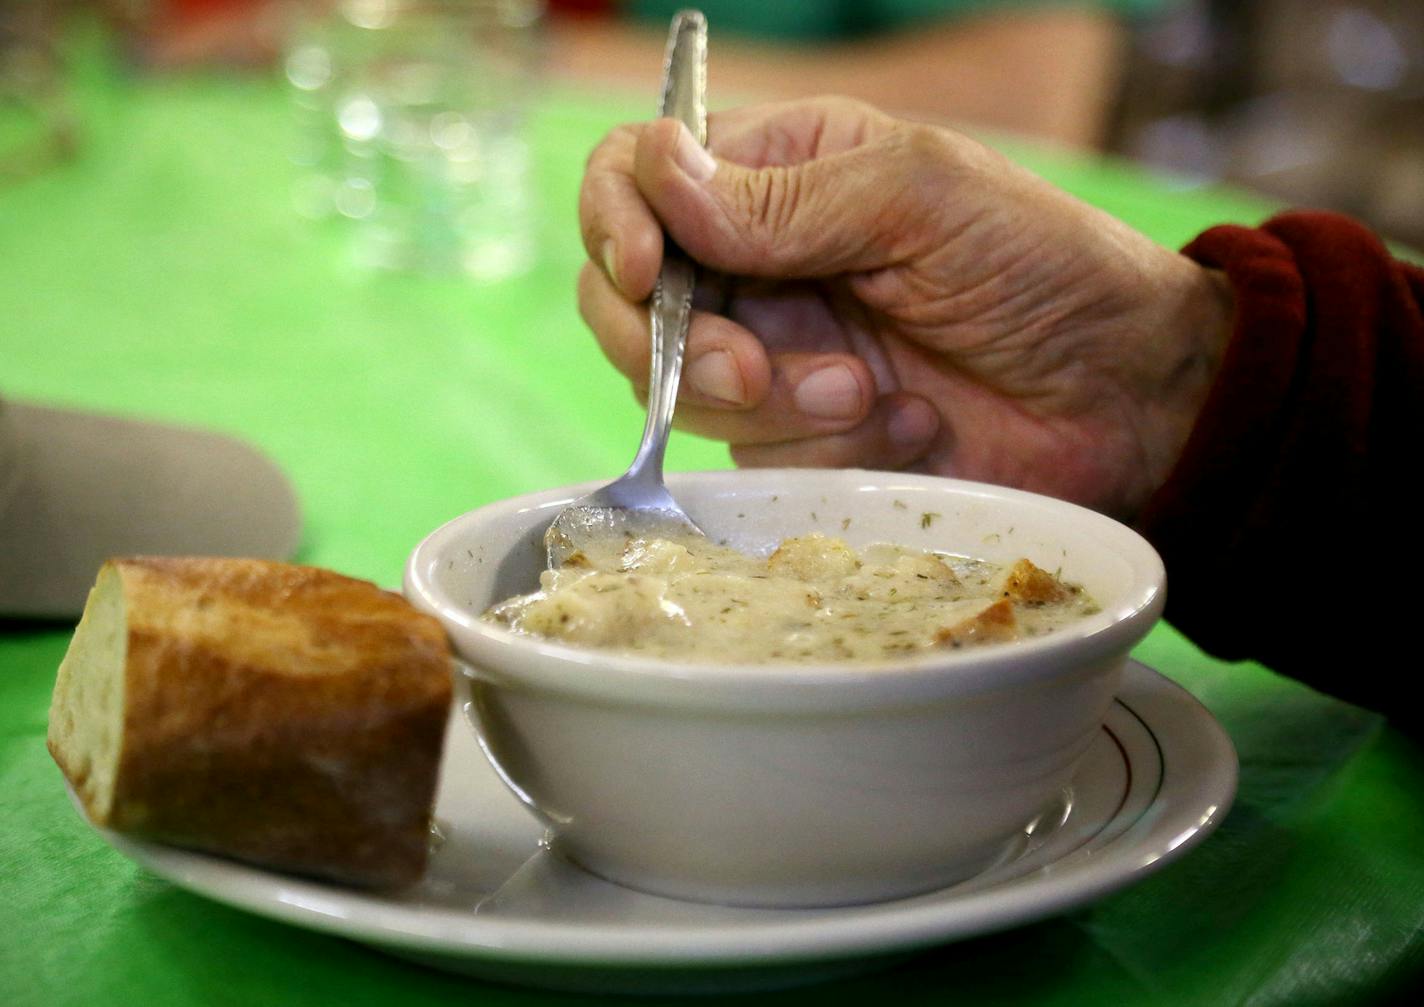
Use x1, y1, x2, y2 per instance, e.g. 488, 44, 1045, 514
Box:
404, 469, 1165, 908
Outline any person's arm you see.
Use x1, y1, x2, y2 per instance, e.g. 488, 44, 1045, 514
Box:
1137, 212, 1424, 719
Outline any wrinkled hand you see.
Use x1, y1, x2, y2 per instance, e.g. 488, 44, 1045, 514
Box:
577, 97, 1233, 520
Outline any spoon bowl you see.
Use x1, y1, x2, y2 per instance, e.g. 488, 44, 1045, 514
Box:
543, 462, 704, 568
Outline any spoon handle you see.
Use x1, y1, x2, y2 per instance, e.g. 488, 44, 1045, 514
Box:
629, 10, 707, 486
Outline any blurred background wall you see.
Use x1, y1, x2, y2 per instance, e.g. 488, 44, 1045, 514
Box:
1109, 0, 1424, 248
6, 1, 1422, 248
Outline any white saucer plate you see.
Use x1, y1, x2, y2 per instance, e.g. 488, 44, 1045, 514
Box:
90, 660, 1236, 994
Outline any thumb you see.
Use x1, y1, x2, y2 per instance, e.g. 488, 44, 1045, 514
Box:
634, 118, 938, 278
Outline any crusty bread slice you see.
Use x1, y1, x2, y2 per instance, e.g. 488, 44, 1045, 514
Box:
48, 557, 452, 889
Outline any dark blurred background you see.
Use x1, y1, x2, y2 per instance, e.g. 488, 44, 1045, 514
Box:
1109, 0, 1424, 249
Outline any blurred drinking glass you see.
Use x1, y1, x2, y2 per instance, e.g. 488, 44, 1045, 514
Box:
286, 0, 543, 281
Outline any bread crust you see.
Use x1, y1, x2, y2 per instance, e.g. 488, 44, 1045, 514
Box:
997, 559, 1073, 605
935, 598, 1018, 648
50, 557, 453, 889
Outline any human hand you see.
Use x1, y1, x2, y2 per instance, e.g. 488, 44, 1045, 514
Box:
577, 97, 1234, 520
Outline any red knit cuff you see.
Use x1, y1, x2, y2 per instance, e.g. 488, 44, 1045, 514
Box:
1135, 221, 1306, 560
1135, 210, 1410, 669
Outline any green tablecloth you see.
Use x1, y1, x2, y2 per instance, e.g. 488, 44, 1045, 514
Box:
4, 33, 1423, 1007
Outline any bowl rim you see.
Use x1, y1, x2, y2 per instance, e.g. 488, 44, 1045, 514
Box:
404, 469, 1166, 708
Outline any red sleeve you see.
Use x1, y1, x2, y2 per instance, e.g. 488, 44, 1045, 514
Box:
1136, 210, 1424, 719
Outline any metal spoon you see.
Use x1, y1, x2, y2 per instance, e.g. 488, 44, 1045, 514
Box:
545, 9, 709, 568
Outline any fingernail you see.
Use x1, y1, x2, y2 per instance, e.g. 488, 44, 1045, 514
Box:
888, 400, 939, 446
794, 365, 863, 420
600, 239, 620, 291
686, 350, 745, 404
673, 123, 717, 182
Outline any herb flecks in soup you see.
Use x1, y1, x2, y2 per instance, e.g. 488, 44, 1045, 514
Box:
484, 532, 1099, 663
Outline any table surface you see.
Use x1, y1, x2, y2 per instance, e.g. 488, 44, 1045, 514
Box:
3, 28, 1423, 1007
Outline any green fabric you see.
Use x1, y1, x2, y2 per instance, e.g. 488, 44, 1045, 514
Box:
628, 0, 1170, 42
3, 28, 1423, 1007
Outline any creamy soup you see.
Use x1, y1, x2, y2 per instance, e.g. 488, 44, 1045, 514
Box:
484, 531, 1099, 663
